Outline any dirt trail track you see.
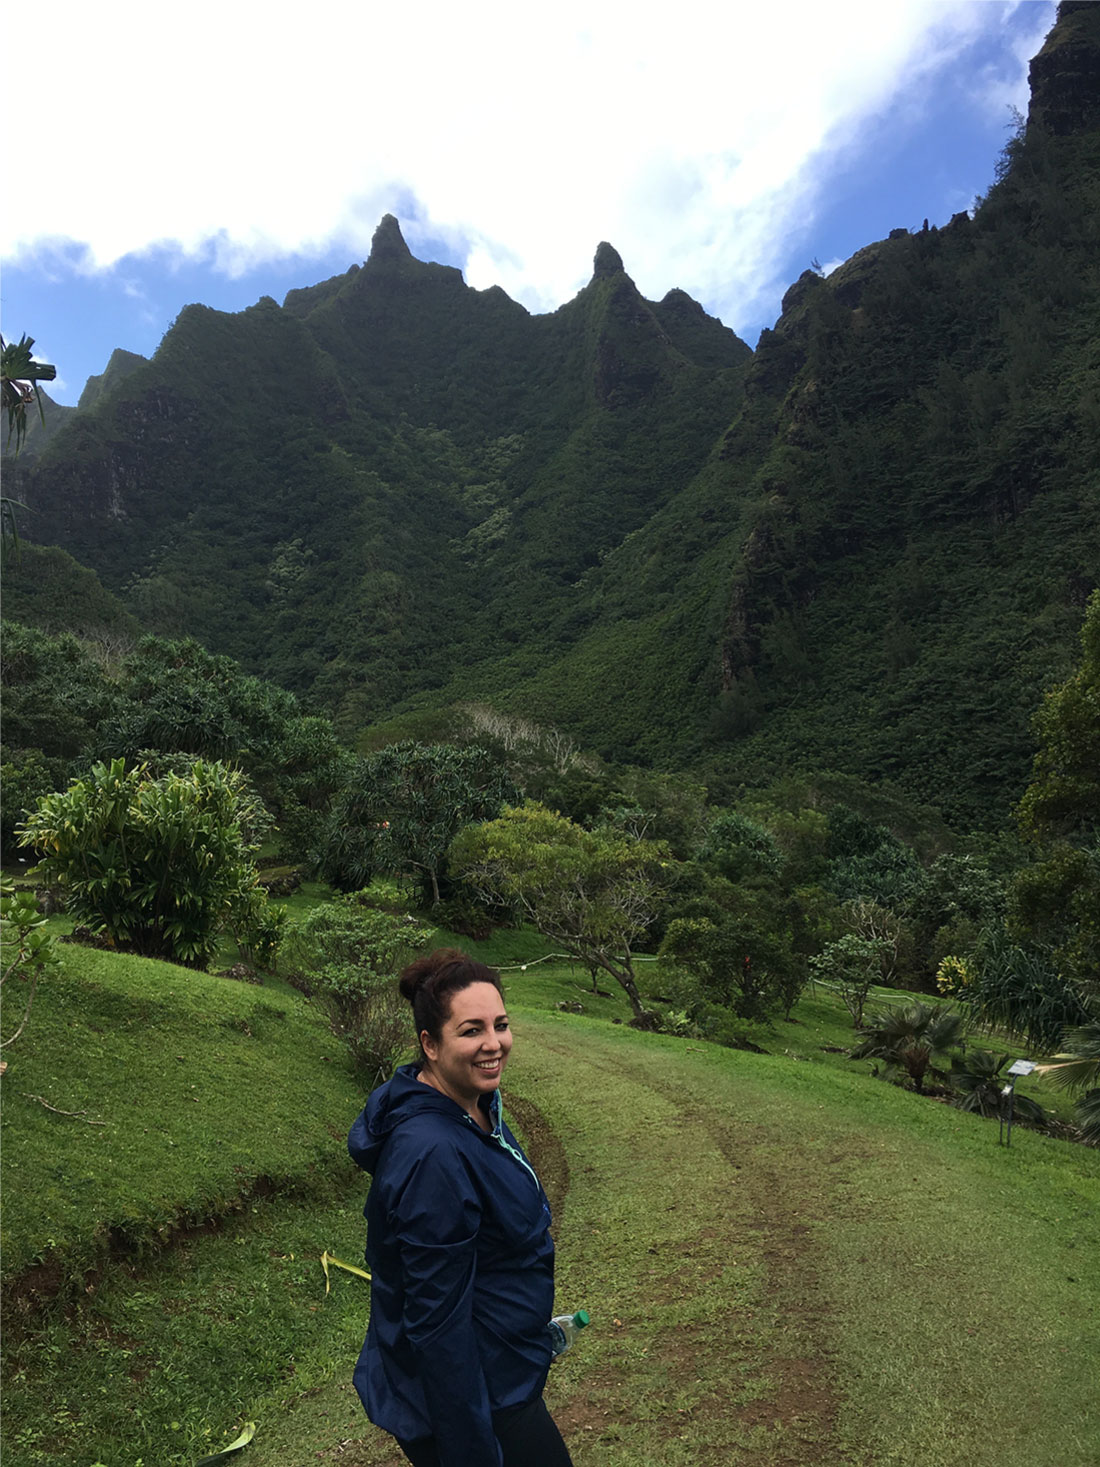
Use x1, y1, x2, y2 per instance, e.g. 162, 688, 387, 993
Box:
310, 1015, 1098, 1467
505, 1025, 854, 1467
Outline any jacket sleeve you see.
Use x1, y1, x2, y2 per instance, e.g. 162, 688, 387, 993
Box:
391, 1140, 503, 1467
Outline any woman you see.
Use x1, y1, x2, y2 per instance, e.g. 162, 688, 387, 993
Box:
348, 948, 575, 1467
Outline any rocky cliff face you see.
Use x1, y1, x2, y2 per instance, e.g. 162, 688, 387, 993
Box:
1028, 1, 1100, 136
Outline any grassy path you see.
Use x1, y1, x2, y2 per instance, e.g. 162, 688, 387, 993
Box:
247, 1008, 1099, 1467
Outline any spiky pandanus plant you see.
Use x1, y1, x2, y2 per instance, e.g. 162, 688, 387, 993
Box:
1038, 1002, 1100, 1143
851, 1001, 965, 1093
1, 334, 58, 558
1, 334, 56, 453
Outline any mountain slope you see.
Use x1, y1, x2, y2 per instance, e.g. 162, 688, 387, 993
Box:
9, 2, 1099, 826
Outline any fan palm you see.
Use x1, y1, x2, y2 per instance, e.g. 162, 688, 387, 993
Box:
950, 1048, 1047, 1124
851, 1001, 965, 1093
1038, 1001, 1100, 1142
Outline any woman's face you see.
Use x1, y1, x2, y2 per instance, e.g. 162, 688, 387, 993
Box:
421, 981, 513, 1112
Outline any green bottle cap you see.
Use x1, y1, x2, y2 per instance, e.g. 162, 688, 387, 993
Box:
574, 1309, 590, 1328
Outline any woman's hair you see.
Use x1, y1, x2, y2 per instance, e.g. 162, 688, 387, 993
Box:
399, 948, 504, 1054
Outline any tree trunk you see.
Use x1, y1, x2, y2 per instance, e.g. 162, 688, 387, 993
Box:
598, 955, 651, 1025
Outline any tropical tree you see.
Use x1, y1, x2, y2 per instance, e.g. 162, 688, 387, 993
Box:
962, 927, 1088, 1054
809, 933, 889, 1027
450, 802, 665, 1024
321, 742, 517, 904
692, 810, 781, 884
94, 635, 354, 857
658, 897, 803, 1022
1010, 590, 1100, 992
1, 334, 56, 453
850, 1001, 964, 1093
1, 334, 57, 556
1, 621, 120, 760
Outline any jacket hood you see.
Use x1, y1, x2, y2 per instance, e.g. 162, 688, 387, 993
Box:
348, 1062, 502, 1175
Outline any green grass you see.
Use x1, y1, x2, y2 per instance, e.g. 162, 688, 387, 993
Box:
238, 1010, 1100, 1467
0, 943, 362, 1282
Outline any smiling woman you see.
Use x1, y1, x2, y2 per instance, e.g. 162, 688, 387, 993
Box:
347, 949, 574, 1467
416, 975, 514, 1122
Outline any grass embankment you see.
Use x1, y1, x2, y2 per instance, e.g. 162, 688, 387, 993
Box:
1, 942, 368, 1466
3, 930, 1097, 1467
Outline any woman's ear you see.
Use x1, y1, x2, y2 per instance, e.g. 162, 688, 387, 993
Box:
420, 1030, 438, 1062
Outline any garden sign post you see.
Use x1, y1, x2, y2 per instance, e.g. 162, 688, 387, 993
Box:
1000, 1059, 1037, 1147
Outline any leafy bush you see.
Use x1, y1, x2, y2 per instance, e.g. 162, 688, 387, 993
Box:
19, 757, 276, 969
224, 886, 288, 970
1, 879, 61, 1050
654, 965, 770, 1051
284, 897, 434, 1083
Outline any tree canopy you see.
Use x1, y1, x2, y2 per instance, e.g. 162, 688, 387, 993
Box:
449, 801, 665, 1023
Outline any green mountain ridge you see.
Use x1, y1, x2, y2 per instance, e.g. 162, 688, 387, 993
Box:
8, 1, 1100, 826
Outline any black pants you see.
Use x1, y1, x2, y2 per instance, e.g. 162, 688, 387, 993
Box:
397, 1394, 573, 1467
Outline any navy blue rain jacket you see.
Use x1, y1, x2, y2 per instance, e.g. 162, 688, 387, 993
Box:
348, 1064, 555, 1467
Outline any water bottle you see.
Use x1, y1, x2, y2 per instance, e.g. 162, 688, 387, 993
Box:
548, 1308, 590, 1358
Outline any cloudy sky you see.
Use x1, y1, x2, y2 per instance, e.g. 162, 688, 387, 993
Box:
2, 0, 1055, 405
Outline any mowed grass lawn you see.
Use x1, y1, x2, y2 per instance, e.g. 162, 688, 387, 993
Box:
243, 997, 1099, 1467
3, 946, 1098, 1467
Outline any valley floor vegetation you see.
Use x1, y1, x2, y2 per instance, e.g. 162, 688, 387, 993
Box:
1, 594, 1097, 1466
1, 921, 1097, 1467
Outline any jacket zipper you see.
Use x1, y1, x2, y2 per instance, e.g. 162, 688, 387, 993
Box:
464, 1110, 541, 1191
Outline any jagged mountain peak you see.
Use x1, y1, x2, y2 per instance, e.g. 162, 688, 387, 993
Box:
592, 241, 625, 279
368, 213, 414, 262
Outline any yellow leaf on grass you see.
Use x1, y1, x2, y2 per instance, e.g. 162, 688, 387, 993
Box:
321, 1250, 372, 1294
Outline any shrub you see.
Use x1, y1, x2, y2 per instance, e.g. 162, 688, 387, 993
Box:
809, 933, 889, 1027
1, 879, 61, 1050
19, 757, 275, 969
284, 898, 434, 1084
935, 954, 974, 998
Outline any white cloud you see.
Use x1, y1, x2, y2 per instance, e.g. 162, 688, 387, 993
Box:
3, 0, 1043, 335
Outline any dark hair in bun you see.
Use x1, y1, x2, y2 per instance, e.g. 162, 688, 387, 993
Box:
399, 948, 504, 1055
